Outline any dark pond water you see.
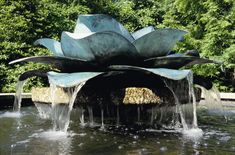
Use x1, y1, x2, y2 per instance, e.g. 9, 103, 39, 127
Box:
0, 105, 235, 155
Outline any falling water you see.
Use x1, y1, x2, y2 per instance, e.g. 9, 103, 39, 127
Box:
88, 106, 94, 127
165, 84, 189, 130
100, 108, 105, 130
198, 85, 226, 119
79, 107, 86, 127
116, 105, 120, 127
163, 71, 199, 130
150, 107, 154, 125
13, 80, 26, 111
137, 106, 141, 123
200, 86, 222, 108
187, 72, 198, 128
34, 102, 52, 119
50, 81, 86, 132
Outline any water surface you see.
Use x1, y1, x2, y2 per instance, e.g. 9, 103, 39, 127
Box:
0, 106, 235, 155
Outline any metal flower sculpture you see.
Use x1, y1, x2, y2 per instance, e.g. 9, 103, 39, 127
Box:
10, 14, 216, 92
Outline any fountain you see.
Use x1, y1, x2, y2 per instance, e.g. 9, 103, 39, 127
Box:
1, 14, 234, 154
9, 14, 218, 129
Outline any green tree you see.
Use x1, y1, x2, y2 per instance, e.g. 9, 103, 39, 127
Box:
162, 0, 235, 91
0, 0, 89, 92
0, 0, 234, 92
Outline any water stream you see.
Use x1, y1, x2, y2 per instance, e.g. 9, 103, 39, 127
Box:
116, 105, 120, 127
100, 108, 105, 130
1, 106, 234, 155
187, 71, 198, 128
163, 71, 200, 132
88, 106, 94, 127
49, 82, 86, 132
13, 80, 26, 112
79, 107, 86, 127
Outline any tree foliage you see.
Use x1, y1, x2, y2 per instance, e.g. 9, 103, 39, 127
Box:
0, 0, 234, 92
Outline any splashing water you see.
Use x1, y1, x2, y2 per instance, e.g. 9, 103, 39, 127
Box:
13, 80, 26, 112
49, 82, 86, 132
182, 128, 203, 140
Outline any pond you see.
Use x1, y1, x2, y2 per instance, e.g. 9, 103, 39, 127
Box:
0, 104, 235, 155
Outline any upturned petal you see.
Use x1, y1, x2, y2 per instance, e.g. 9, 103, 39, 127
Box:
34, 38, 64, 56
9, 56, 98, 72
144, 56, 217, 69
61, 31, 139, 64
133, 28, 187, 58
74, 14, 134, 42
131, 26, 155, 40
108, 65, 191, 80
47, 71, 103, 87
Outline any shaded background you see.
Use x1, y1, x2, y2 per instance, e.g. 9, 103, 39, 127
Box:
0, 0, 234, 93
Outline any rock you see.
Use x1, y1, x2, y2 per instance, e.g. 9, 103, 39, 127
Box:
31, 87, 161, 105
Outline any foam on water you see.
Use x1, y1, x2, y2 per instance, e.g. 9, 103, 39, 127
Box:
31, 130, 70, 141
182, 128, 203, 140
0, 111, 21, 118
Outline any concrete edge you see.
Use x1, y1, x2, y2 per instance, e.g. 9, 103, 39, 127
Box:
0, 93, 31, 99
201, 92, 235, 101
0, 92, 234, 101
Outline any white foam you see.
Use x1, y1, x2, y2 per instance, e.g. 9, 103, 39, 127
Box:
182, 128, 203, 140
0, 111, 21, 118
16, 139, 30, 144
31, 130, 70, 141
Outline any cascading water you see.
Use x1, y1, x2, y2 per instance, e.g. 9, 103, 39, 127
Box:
34, 102, 52, 119
197, 85, 227, 120
100, 108, 105, 130
137, 106, 141, 123
79, 107, 86, 127
187, 72, 198, 128
13, 80, 26, 112
163, 71, 201, 133
116, 105, 120, 127
199, 85, 223, 109
49, 81, 86, 132
88, 106, 94, 127
150, 107, 154, 125
164, 83, 189, 130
